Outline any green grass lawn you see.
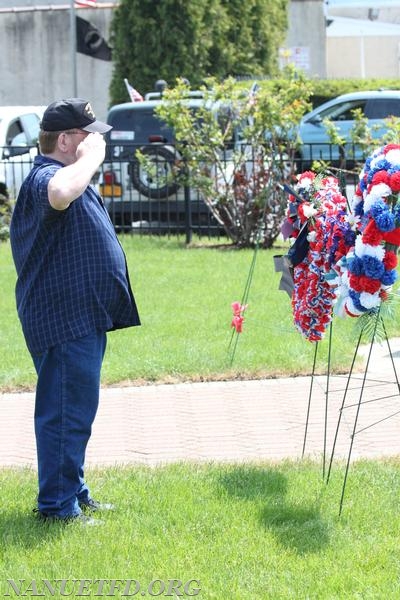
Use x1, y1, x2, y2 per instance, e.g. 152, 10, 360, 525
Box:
1, 460, 399, 599
2, 237, 400, 597
2, 234, 400, 391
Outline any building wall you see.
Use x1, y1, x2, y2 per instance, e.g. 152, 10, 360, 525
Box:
0, 7, 113, 119
285, 0, 327, 77
2, 0, 328, 116
5, 0, 399, 114
327, 36, 400, 79
326, 4, 400, 80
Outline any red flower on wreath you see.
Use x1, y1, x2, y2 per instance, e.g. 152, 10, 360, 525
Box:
390, 171, 400, 192
362, 220, 384, 245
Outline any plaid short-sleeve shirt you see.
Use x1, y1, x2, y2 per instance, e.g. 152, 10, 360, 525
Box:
10, 155, 140, 355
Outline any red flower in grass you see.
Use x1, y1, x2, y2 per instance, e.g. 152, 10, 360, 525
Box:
231, 301, 248, 333
231, 315, 244, 333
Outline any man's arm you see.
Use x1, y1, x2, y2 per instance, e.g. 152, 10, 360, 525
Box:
48, 132, 106, 211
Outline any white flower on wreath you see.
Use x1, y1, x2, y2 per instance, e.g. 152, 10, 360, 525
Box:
385, 148, 400, 166
354, 236, 385, 260
344, 295, 364, 316
345, 213, 361, 231
297, 175, 314, 190
363, 183, 392, 212
370, 152, 385, 171
359, 291, 381, 310
302, 204, 318, 219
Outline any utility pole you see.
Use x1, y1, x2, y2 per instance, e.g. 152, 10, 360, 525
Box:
70, 0, 78, 96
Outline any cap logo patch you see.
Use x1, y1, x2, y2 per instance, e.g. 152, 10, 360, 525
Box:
84, 102, 95, 119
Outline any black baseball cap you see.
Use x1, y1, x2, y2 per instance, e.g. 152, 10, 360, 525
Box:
41, 98, 112, 133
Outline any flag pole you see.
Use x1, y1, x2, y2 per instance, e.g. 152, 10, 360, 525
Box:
70, 0, 78, 95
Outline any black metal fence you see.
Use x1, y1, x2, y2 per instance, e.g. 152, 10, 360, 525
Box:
101, 158, 224, 239
1, 143, 363, 241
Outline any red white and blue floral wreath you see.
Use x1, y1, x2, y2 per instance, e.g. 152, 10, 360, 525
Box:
335, 144, 400, 317
282, 171, 355, 341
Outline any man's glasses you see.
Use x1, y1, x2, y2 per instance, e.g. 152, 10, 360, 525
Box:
64, 130, 89, 136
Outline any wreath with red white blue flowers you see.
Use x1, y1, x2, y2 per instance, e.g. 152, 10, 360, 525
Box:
335, 144, 400, 317
282, 172, 355, 341
282, 144, 400, 341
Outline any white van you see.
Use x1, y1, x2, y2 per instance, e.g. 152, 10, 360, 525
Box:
0, 106, 46, 200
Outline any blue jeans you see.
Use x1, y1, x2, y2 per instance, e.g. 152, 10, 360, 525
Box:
31, 331, 107, 518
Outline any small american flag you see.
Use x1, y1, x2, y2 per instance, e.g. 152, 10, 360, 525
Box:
75, 0, 97, 6
124, 79, 144, 103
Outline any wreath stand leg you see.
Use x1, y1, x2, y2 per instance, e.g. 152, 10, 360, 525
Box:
335, 311, 400, 516
302, 321, 333, 481
326, 325, 366, 484
302, 341, 318, 458
381, 319, 400, 394
323, 322, 333, 480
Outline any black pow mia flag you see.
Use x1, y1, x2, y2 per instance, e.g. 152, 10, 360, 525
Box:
76, 16, 112, 61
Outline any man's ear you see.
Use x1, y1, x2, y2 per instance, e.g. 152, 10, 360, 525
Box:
56, 132, 69, 152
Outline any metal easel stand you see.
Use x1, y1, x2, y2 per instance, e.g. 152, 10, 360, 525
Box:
302, 321, 334, 481
325, 311, 400, 515
228, 240, 259, 366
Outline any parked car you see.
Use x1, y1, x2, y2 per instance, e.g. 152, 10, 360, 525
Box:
98, 90, 231, 233
298, 89, 400, 165
0, 105, 45, 199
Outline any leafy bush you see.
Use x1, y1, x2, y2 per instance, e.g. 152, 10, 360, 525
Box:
0, 187, 12, 242
109, 0, 288, 106
155, 70, 312, 248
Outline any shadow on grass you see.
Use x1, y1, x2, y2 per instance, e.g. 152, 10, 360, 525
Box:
260, 503, 330, 555
219, 465, 287, 500
0, 511, 65, 549
219, 465, 330, 555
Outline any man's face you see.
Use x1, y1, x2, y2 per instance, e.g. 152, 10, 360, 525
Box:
60, 129, 90, 164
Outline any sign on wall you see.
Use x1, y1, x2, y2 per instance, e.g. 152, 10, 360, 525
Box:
279, 46, 311, 72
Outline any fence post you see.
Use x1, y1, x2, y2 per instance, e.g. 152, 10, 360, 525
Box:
184, 181, 192, 244
183, 154, 192, 244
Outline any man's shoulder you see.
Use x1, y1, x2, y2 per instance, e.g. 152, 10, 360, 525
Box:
32, 155, 62, 174
23, 156, 61, 188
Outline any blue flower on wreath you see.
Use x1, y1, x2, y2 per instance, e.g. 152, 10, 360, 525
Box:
369, 198, 387, 216
359, 178, 368, 194
381, 269, 398, 286
344, 228, 356, 247
371, 158, 390, 174
364, 156, 373, 171
347, 255, 364, 276
348, 289, 368, 312
354, 201, 364, 218
362, 255, 385, 279
393, 203, 400, 225
374, 211, 395, 232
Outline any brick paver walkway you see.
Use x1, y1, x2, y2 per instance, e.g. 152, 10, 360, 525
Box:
1, 339, 400, 468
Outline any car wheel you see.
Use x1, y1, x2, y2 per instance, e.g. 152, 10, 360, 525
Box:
129, 145, 181, 199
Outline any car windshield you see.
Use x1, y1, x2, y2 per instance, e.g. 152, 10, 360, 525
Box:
313, 99, 368, 122
365, 99, 400, 119
109, 110, 174, 144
